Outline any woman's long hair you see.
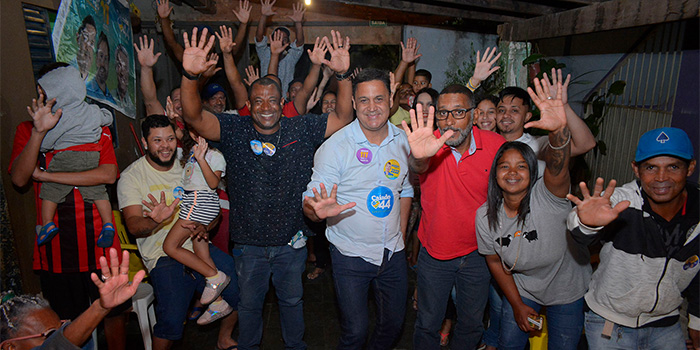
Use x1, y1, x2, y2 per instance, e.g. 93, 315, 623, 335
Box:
486, 141, 539, 231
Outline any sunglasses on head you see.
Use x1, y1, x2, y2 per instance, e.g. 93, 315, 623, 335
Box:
0, 320, 69, 347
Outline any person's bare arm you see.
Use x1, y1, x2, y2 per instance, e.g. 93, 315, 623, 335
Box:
192, 137, 222, 189
391, 38, 421, 115
231, 0, 251, 56
216, 26, 248, 110
288, 2, 305, 46
33, 164, 117, 186
157, 0, 183, 62
255, 0, 276, 42
320, 31, 352, 137
10, 92, 62, 187
267, 30, 289, 76
406, 62, 416, 87
526, 78, 570, 198
294, 37, 326, 114
134, 36, 165, 116
485, 254, 538, 332
542, 69, 596, 157
122, 191, 180, 238
181, 28, 221, 141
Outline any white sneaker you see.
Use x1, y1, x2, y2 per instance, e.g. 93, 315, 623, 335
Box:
200, 271, 230, 305
196, 300, 233, 325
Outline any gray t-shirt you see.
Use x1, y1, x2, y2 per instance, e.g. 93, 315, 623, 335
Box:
476, 180, 591, 305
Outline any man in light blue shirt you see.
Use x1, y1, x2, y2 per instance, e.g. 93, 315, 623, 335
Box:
304, 68, 413, 349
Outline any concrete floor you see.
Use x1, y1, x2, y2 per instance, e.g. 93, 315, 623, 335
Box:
102, 261, 427, 350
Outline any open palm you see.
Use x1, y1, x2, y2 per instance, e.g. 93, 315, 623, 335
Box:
402, 104, 453, 160
182, 28, 217, 76
305, 183, 356, 220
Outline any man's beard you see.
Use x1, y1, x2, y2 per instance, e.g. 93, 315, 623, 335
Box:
147, 148, 176, 168
439, 125, 471, 147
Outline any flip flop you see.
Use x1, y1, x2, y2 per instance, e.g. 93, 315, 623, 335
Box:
37, 222, 59, 246
96, 223, 115, 248
188, 306, 204, 321
306, 267, 325, 280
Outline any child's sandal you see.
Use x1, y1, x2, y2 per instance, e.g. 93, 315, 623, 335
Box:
97, 223, 115, 248
37, 222, 59, 246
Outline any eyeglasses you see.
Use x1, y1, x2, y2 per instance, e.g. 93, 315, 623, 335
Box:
435, 107, 476, 120
0, 320, 69, 346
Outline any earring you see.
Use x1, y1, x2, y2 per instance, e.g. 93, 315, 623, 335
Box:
144, 146, 148, 150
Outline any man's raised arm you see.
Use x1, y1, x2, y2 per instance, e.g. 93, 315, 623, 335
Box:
216, 26, 248, 110
180, 28, 221, 141
321, 30, 352, 137
293, 36, 326, 115
156, 0, 184, 62
134, 36, 165, 116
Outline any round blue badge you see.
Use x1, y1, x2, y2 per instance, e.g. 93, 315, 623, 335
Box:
250, 140, 263, 155
366, 186, 394, 218
173, 186, 185, 200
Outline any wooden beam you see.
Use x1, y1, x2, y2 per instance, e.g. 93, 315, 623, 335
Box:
431, 0, 563, 16
498, 0, 699, 41
327, 0, 521, 23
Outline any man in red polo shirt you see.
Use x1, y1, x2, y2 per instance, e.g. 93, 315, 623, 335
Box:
403, 84, 505, 350
9, 64, 127, 349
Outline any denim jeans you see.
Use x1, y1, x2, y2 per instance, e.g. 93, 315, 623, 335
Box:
233, 244, 307, 350
150, 244, 239, 340
499, 295, 584, 350
330, 245, 407, 350
414, 247, 490, 350
482, 281, 504, 347
584, 310, 686, 350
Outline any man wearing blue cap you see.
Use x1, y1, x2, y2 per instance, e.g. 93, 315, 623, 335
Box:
567, 127, 699, 349
202, 83, 227, 114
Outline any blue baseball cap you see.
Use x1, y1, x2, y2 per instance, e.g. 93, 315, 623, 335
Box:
635, 127, 694, 162
202, 83, 226, 100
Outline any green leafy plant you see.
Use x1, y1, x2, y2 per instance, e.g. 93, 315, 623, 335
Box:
583, 80, 626, 156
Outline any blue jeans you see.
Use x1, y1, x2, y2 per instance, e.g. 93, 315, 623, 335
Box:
499, 295, 584, 350
584, 310, 686, 350
233, 244, 307, 350
150, 244, 239, 340
414, 247, 490, 350
482, 281, 503, 347
330, 245, 407, 350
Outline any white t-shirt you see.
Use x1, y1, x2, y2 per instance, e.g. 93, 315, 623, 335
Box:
182, 149, 226, 191
516, 132, 547, 178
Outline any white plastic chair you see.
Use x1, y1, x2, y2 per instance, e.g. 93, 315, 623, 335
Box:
131, 283, 156, 350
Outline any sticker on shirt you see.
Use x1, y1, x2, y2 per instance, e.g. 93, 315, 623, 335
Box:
173, 186, 185, 200
684, 255, 699, 270
183, 163, 194, 181
356, 148, 372, 164
250, 140, 263, 155
367, 186, 393, 218
384, 159, 400, 179
262, 142, 276, 156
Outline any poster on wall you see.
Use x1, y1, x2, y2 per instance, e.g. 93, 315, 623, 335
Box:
53, 0, 136, 118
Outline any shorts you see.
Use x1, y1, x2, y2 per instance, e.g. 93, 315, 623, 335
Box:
39, 270, 131, 320
39, 151, 107, 204
178, 190, 220, 225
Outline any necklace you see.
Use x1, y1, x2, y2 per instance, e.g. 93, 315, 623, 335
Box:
499, 210, 524, 274
250, 125, 282, 156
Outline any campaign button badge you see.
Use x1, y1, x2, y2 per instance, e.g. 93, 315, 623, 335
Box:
384, 159, 400, 179
173, 186, 185, 200
367, 186, 394, 218
684, 255, 699, 270
250, 140, 263, 155
263, 142, 276, 156
356, 148, 372, 164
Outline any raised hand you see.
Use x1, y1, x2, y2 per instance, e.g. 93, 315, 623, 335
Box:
201, 53, 222, 79
232, 0, 251, 24
166, 96, 181, 121
156, 0, 173, 19
182, 27, 217, 76
192, 136, 209, 162
142, 191, 180, 224
402, 103, 453, 160
321, 30, 350, 74
90, 249, 145, 310
27, 89, 61, 133
216, 25, 235, 54
304, 183, 356, 220
524, 77, 567, 132
269, 29, 289, 55
287, 2, 305, 23
307, 36, 328, 65
306, 87, 320, 111
134, 36, 161, 68
260, 0, 277, 17
472, 47, 501, 85
542, 68, 571, 104
567, 178, 630, 228
243, 65, 260, 86
401, 37, 422, 63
